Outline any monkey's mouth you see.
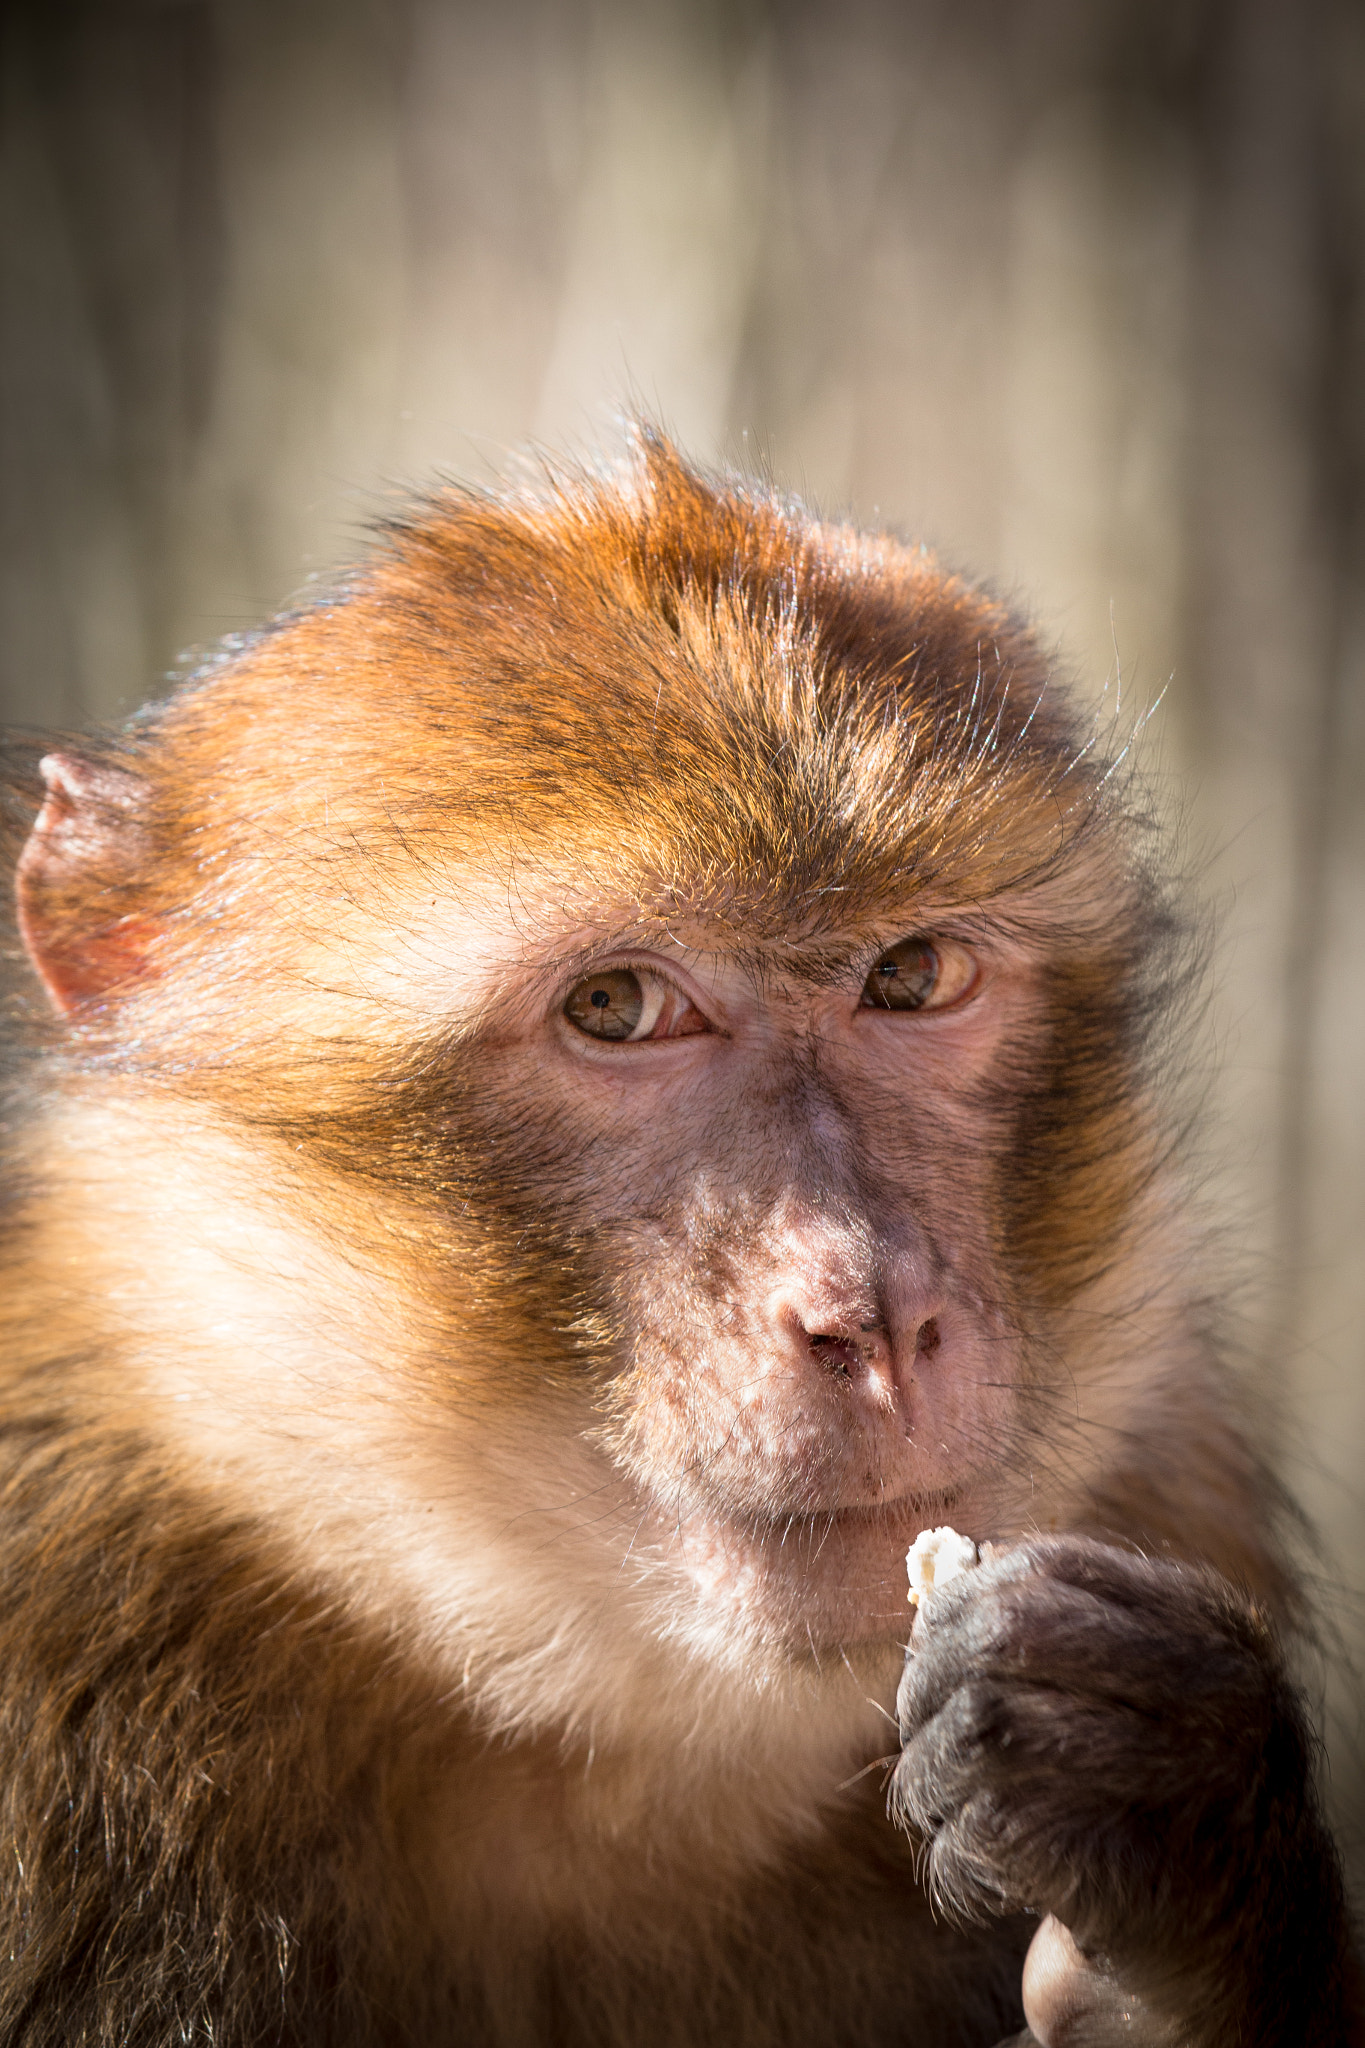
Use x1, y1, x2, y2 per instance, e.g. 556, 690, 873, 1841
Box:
658, 1484, 974, 1652
818, 1487, 963, 1529
738, 1487, 965, 1541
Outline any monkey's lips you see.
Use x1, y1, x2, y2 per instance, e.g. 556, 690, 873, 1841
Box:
659, 1487, 973, 1653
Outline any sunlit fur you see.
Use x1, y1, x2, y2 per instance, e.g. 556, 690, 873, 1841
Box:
0, 430, 1288, 2046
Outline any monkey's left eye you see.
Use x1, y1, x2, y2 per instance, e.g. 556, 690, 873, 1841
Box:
563, 968, 709, 1043
859, 936, 977, 1012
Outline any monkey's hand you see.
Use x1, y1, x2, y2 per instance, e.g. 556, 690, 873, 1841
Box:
889, 1537, 1364, 2048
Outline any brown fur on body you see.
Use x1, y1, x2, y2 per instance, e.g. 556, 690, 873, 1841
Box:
0, 432, 1337, 2046
0, 1418, 1032, 2047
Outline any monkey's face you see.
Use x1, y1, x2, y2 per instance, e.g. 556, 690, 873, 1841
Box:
435, 899, 1050, 1657
12, 440, 1170, 1706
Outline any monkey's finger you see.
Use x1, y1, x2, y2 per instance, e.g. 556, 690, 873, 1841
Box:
904, 1600, 1191, 1728
918, 1797, 1022, 1923
892, 1683, 1160, 1841
899, 1575, 1138, 1733
963, 1534, 1262, 1643
891, 1680, 1021, 1830
901, 1566, 1272, 1733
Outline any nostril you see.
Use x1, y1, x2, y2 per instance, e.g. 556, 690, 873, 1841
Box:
807, 1332, 861, 1378
916, 1316, 941, 1359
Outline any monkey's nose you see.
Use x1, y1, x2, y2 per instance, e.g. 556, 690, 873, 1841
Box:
783, 1301, 943, 1408
764, 1217, 943, 1406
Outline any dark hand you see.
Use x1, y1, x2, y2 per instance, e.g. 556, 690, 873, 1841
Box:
890, 1537, 1362, 2047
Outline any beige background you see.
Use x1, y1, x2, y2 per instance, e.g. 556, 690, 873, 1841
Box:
4, 0, 1364, 1883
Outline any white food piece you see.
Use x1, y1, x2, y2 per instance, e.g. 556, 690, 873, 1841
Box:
906, 1525, 979, 1606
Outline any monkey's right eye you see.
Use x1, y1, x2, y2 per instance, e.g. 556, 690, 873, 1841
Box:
562, 969, 708, 1043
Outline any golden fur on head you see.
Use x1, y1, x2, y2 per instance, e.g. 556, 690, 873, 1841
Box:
112, 424, 1121, 919
14, 427, 1177, 1296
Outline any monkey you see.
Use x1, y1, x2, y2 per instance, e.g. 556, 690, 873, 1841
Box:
0, 427, 1360, 2048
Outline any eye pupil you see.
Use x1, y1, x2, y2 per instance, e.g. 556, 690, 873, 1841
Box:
877, 961, 897, 976
590, 988, 610, 1008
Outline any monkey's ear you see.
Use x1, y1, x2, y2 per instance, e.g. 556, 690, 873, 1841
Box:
16, 753, 158, 1016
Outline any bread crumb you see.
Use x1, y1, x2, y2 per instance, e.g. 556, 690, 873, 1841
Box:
906, 1526, 979, 1607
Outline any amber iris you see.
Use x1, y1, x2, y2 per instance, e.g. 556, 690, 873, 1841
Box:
565, 969, 645, 1040
860, 938, 939, 1010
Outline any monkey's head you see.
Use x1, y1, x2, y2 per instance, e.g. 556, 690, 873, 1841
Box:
11, 433, 1183, 1739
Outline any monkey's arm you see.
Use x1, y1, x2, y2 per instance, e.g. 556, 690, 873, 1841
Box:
891, 1538, 1365, 2048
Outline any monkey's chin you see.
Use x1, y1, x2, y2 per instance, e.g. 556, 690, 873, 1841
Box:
661, 1492, 970, 1658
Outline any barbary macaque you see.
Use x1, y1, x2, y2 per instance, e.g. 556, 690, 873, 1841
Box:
0, 430, 1359, 2048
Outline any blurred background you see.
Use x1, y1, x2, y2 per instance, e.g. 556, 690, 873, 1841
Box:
3, 0, 1364, 1882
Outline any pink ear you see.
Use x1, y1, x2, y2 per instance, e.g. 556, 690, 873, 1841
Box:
15, 753, 157, 1016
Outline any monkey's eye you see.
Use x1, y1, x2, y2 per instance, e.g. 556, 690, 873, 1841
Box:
563, 968, 708, 1043
859, 936, 977, 1012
